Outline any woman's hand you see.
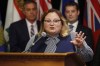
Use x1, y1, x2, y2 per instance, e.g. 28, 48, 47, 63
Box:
70, 31, 86, 48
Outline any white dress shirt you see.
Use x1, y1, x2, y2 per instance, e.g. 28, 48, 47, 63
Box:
68, 20, 78, 32
26, 19, 38, 38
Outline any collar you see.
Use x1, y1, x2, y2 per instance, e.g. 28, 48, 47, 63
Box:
46, 34, 59, 41
68, 20, 78, 28
26, 19, 37, 27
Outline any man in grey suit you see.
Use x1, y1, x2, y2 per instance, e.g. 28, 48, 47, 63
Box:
9, 0, 41, 52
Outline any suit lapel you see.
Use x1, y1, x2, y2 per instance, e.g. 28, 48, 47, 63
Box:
36, 20, 41, 32
21, 20, 40, 39
21, 19, 30, 40
76, 23, 83, 32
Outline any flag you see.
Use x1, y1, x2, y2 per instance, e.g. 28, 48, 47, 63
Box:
4, 0, 52, 43
35, 0, 52, 19
83, 0, 100, 50
4, 0, 25, 43
0, 12, 5, 51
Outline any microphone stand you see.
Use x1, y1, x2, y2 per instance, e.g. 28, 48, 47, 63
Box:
22, 32, 46, 53
22, 35, 36, 53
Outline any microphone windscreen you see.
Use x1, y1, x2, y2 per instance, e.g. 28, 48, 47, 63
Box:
41, 32, 46, 37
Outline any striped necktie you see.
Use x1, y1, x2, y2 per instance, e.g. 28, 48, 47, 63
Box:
69, 25, 74, 31
31, 25, 34, 37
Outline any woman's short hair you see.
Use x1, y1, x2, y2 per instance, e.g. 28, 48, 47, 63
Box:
38, 9, 69, 37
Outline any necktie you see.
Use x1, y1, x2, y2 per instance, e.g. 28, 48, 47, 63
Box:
44, 37, 60, 53
31, 25, 34, 37
69, 25, 74, 31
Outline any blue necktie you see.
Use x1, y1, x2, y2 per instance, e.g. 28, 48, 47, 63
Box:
69, 25, 74, 31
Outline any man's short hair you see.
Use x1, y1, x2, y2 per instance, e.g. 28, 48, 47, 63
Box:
64, 1, 79, 10
23, 0, 37, 8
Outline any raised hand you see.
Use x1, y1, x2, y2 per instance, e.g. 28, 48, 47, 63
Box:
70, 31, 86, 48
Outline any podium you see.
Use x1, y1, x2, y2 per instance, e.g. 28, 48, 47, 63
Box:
0, 52, 85, 66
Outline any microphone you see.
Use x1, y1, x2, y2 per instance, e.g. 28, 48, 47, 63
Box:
23, 32, 46, 52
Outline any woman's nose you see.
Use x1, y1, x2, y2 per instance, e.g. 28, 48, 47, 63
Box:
50, 21, 54, 25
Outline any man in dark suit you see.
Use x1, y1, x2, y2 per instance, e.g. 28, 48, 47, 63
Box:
64, 2, 94, 66
9, 0, 40, 52
64, 1, 93, 50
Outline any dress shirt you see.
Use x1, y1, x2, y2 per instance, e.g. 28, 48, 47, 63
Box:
26, 19, 38, 38
68, 20, 78, 32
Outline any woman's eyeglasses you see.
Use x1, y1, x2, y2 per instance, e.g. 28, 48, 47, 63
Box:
44, 19, 61, 23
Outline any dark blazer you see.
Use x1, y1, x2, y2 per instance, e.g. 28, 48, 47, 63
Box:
9, 19, 41, 52
93, 36, 100, 66
76, 23, 94, 49
31, 35, 75, 52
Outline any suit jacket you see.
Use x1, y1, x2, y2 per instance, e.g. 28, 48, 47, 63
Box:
31, 35, 75, 52
9, 19, 41, 52
76, 23, 94, 49
93, 36, 100, 66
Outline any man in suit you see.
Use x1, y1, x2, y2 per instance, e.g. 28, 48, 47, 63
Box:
9, 0, 40, 52
64, 2, 94, 66
64, 1, 94, 50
